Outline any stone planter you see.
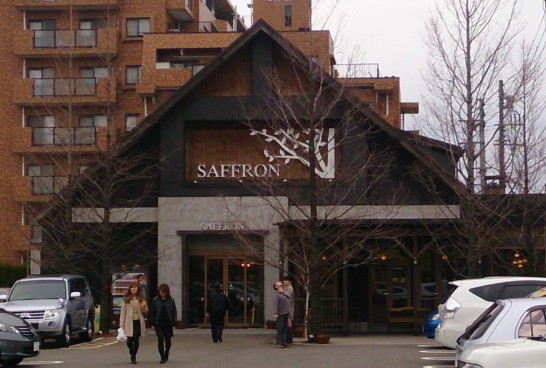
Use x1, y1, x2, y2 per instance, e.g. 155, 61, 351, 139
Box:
316, 335, 331, 344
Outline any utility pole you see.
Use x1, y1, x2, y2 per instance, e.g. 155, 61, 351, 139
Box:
478, 99, 486, 191
498, 80, 506, 190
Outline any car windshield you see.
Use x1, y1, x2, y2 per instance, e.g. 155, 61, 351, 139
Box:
9, 280, 66, 300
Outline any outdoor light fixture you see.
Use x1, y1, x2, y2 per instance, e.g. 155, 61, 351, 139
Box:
512, 251, 528, 269
380, 254, 387, 261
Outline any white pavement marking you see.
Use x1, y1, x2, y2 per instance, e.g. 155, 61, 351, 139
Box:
421, 357, 456, 361
419, 349, 456, 354
64, 337, 119, 350
20, 361, 63, 365
422, 366, 455, 368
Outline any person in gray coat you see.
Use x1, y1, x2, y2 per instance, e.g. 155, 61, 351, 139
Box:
272, 281, 291, 348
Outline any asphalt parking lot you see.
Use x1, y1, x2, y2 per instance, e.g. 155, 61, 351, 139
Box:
21, 329, 455, 368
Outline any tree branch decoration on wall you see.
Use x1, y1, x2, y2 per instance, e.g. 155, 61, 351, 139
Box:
250, 128, 335, 179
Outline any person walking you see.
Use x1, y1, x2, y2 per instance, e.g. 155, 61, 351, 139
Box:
282, 275, 294, 344
272, 281, 291, 348
149, 284, 177, 364
120, 282, 148, 364
206, 282, 229, 343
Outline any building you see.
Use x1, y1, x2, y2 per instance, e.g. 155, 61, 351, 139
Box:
3, 0, 453, 332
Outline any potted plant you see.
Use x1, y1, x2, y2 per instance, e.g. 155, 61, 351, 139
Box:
293, 325, 304, 338
266, 320, 277, 329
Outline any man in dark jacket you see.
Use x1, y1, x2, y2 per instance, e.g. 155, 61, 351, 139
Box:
206, 282, 229, 343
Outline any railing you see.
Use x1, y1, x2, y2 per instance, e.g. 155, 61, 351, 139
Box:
33, 29, 97, 48
333, 63, 380, 78
31, 127, 96, 146
32, 78, 96, 97
168, 21, 218, 33
31, 176, 68, 195
294, 298, 344, 327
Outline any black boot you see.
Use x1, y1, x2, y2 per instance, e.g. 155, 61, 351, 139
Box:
130, 354, 136, 364
164, 351, 169, 362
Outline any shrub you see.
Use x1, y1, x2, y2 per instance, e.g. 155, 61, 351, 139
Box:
0, 263, 26, 287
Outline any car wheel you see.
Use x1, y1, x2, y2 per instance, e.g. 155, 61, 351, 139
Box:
79, 314, 94, 342
57, 320, 72, 347
0, 358, 24, 367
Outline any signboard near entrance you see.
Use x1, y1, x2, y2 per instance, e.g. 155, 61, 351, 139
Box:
200, 222, 247, 231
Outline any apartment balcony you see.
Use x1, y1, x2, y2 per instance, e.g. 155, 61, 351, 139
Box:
13, 126, 110, 153
333, 64, 380, 79
14, 28, 119, 58
166, 0, 193, 22
137, 65, 197, 94
13, 78, 117, 106
11, 176, 67, 202
14, 0, 120, 11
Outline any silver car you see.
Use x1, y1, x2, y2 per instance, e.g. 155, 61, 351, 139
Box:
0, 275, 95, 347
456, 297, 546, 363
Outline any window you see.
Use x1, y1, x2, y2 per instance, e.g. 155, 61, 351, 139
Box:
126, 66, 141, 85
81, 67, 109, 79
284, 5, 292, 26
26, 215, 43, 244
80, 19, 107, 30
80, 115, 107, 127
126, 18, 150, 37
125, 114, 139, 131
28, 164, 55, 194
518, 308, 546, 338
28, 115, 55, 145
29, 19, 56, 47
29, 68, 55, 96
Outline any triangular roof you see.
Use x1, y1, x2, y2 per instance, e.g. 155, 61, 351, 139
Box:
119, 19, 463, 196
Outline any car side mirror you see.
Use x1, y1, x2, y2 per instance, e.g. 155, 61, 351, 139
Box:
70, 291, 81, 299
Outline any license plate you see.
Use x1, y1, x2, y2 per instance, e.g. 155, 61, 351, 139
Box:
33, 341, 40, 352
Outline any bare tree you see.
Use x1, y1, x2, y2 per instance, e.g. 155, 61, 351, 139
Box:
417, 0, 546, 277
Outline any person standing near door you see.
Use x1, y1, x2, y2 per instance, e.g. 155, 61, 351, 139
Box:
206, 282, 229, 343
120, 282, 148, 364
282, 275, 294, 344
272, 281, 291, 348
149, 284, 177, 364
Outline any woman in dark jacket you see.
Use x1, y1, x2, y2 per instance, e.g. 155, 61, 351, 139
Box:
149, 284, 177, 364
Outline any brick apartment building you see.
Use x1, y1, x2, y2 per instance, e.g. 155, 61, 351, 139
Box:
0, 0, 418, 272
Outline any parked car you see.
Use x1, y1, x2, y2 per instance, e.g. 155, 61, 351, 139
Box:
0, 308, 40, 366
435, 276, 546, 349
456, 338, 546, 368
422, 310, 439, 339
0, 275, 95, 347
455, 297, 546, 364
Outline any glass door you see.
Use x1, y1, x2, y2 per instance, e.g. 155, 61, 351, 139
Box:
189, 255, 263, 327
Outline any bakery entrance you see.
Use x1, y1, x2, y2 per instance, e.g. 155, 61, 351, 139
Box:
188, 255, 262, 327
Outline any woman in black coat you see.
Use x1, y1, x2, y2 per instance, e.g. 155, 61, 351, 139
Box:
149, 284, 177, 364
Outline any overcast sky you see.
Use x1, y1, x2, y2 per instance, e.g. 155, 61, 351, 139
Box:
230, 0, 546, 106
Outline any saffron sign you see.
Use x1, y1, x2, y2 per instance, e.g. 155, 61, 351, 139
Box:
194, 128, 336, 179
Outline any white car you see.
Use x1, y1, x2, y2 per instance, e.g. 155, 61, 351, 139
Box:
435, 276, 546, 349
457, 339, 546, 368
456, 297, 546, 363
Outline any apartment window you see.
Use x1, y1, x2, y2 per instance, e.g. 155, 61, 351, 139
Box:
284, 5, 292, 26
126, 66, 141, 85
80, 115, 107, 127
28, 164, 55, 194
29, 19, 56, 47
25, 215, 43, 244
28, 115, 55, 145
126, 18, 150, 37
29, 68, 55, 96
80, 19, 107, 30
125, 114, 139, 131
81, 67, 109, 79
